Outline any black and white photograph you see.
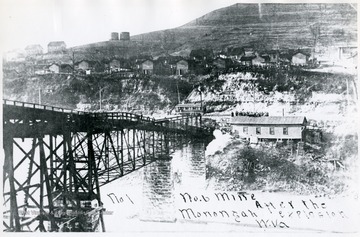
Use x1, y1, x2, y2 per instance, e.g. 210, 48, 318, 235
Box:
1, 0, 359, 234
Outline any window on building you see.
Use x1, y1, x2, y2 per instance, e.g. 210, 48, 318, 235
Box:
270, 127, 275, 135
256, 127, 261, 135
243, 127, 248, 134
283, 127, 288, 135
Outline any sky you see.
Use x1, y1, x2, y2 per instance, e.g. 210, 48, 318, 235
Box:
0, 0, 244, 52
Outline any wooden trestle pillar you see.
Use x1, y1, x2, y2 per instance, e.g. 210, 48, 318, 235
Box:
3, 101, 213, 232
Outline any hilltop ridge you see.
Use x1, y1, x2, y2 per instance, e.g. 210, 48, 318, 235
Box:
70, 3, 356, 58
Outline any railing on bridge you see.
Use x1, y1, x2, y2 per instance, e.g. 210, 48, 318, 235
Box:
3, 99, 212, 134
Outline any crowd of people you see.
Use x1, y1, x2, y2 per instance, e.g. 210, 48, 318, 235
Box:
231, 111, 269, 117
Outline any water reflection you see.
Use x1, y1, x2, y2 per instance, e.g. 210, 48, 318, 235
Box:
100, 139, 210, 231
140, 141, 208, 222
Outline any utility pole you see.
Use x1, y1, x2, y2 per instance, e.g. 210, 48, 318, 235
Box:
176, 81, 181, 104
72, 51, 75, 75
99, 87, 106, 110
198, 86, 203, 110
38, 88, 41, 104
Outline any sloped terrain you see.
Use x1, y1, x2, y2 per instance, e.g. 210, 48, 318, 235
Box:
131, 3, 357, 55
2, 74, 193, 115
69, 3, 356, 58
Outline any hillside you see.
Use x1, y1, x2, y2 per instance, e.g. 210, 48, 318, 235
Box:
70, 3, 356, 58
131, 3, 357, 55
2, 74, 193, 115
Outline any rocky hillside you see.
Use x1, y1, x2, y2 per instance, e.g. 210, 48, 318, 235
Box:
69, 3, 356, 58
131, 3, 357, 55
2, 74, 193, 115
185, 70, 357, 123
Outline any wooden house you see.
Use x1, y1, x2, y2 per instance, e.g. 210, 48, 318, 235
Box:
137, 60, 154, 75
291, 51, 310, 65
109, 59, 121, 71
252, 54, 270, 66
279, 51, 292, 65
60, 64, 73, 74
48, 63, 60, 73
226, 47, 244, 60
190, 49, 214, 61
92, 61, 105, 73
213, 57, 226, 69
154, 56, 177, 75
240, 55, 256, 66
76, 60, 91, 71
176, 59, 189, 75
230, 116, 307, 142
243, 47, 255, 56
47, 41, 66, 53
4, 49, 26, 62
34, 65, 51, 75
267, 50, 280, 64
25, 44, 43, 56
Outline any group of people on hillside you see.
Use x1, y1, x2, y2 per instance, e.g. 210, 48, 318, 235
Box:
231, 111, 269, 117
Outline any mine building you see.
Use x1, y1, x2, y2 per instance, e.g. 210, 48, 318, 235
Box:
229, 116, 307, 142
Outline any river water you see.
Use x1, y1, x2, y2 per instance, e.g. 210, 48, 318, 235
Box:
100, 140, 209, 232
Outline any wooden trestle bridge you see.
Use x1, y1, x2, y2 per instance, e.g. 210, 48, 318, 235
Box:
2, 99, 214, 232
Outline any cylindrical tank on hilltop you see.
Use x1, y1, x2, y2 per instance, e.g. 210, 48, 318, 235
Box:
120, 32, 130, 41
111, 32, 119, 41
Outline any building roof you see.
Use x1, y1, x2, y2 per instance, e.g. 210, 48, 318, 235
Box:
60, 64, 73, 69
240, 55, 256, 61
175, 103, 202, 108
230, 116, 307, 125
176, 59, 188, 64
25, 44, 43, 50
48, 41, 66, 47
292, 51, 311, 57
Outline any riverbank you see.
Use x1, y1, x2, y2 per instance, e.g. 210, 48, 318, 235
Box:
205, 134, 358, 196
